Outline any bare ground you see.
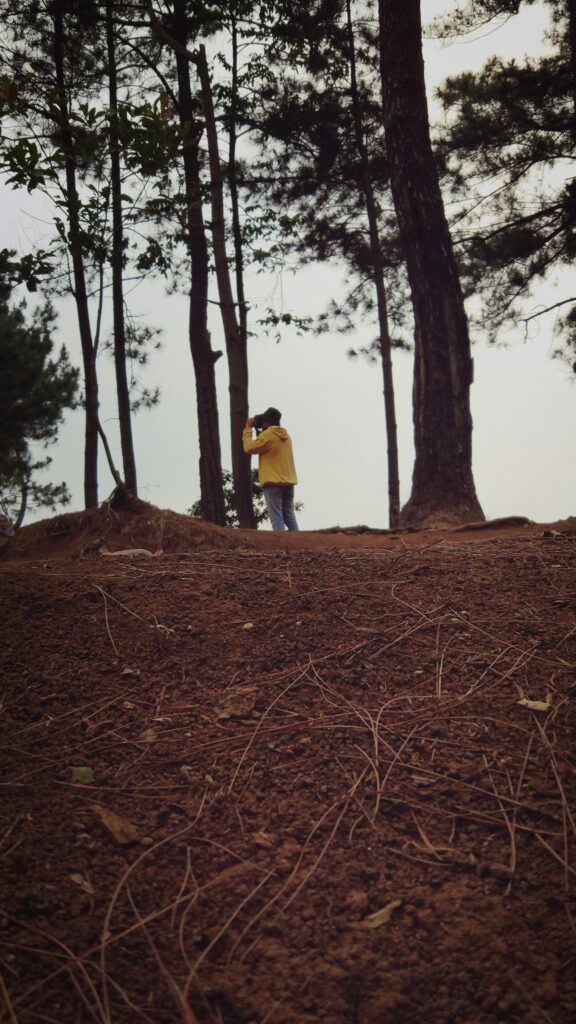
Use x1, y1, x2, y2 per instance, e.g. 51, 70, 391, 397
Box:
1, 501, 575, 1023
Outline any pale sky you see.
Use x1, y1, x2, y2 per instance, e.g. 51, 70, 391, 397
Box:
3, 1, 575, 529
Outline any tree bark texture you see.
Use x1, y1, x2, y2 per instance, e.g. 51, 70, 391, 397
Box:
106, 0, 137, 494
379, 0, 484, 527
195, 45, 255, 529
53, 6, 99, 508
173, 6, 226, 526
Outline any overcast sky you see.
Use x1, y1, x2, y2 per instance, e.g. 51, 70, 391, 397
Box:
3, 1, 575, 530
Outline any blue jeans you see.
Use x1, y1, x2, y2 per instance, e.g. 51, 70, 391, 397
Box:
263, 485, 299, 531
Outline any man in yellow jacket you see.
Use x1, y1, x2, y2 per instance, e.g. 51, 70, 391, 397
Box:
242, 407, 299, 531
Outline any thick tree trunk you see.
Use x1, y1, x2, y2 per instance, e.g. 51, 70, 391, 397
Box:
346, 0, 400, 529
195, 45, 255, 529
173, 9, 226, 526
53, 6, 99, 508
106, 0, 137, 494
379, 0, 484, 528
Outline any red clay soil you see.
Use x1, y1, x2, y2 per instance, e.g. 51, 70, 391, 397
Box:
1, 502, 575, 1024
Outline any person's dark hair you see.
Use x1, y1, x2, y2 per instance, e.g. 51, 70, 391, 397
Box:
261, 406, 281, 425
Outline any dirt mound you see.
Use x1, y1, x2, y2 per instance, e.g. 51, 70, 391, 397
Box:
1, 522, 575, 1022
0, 494, 250, 562
3, 492, 575, 563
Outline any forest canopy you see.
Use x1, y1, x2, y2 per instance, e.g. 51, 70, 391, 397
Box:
0, 0, 571, 528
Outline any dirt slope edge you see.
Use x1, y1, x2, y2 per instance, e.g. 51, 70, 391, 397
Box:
2, 500, 575, 561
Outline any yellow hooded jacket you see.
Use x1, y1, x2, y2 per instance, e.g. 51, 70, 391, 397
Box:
242, 426, 298, 487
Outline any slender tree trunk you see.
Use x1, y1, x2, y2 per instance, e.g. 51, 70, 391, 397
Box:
346, 0, 400, 529
172, 4, 226, 526
97, 417, 123, 486
106, 0, 137, 493
195, 45, 255, 529
14, 479, 28, 530
229, 15, 249, 381
53, 4, 99, 508
378, 0, 484, 527
567, 0, 576, 140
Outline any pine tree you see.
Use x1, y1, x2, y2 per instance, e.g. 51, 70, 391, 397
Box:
0, 280, 78, 525
433, 0, 576, 362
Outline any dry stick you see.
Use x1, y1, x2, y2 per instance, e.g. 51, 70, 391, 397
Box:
343, 769, 380, 841
229, 768, 368, 968
85, 964, 158, 1024
94, 584, 119, 656
503, 730, 537, 880
307, 663, 400, 821
0, 972, 20, 1024
1, 759, 98, 789
534, 833, 576, 879
409, 812, 455, 858
435, 630, 459, 700
12, 691, 137, 739
319, 697, 386, 821
1, 920, 106, 1022
181, 868, 276, 1006
360, 614, 436, 662
565, 904, 576, 941
462, 647, 534, 701
178, 889, 201, 974
307, 663, 536, 817
380, 722, 424, 791
64, 964, 103, 1024
279, 773, 367, 916
448, 605, 571, 668
9, 860, 256, 1015
259, 999, 285, 1024
99, 799, 208, 1024
353, 744, 381, 821
534, 718, 576, 891
534, 719, 576, 840
228, 665, 311, 791
483, 756, 517, 877
554, 621, 576, 649
506, 971, 556, 1024
171, 845, 195, 932
126, 886, 200, 1024
395, 582, 567, 670
93, 584, 175, 637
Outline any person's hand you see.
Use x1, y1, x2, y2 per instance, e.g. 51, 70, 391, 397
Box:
246, 417, 255, 428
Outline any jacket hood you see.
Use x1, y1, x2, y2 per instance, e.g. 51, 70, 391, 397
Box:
266, 426, 289, 441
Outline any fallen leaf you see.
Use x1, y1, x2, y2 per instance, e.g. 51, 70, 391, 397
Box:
69, 872, 94, 895
518, 697, 551, 712
252, 830, 275, 850
359, 899, 402, 929
70, 766, 94, 784
142, 728, 157, 743
92, 804, 140, 846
